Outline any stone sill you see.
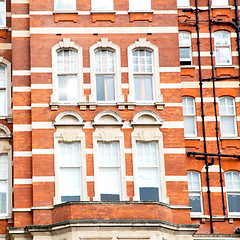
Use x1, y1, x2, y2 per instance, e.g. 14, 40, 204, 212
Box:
90, 10, 116, 14
128, 10, 154, 13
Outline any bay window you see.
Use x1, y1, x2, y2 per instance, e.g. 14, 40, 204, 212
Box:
98, 142, 121, 201
136, 142, 160, 201
59, 142, 82, 202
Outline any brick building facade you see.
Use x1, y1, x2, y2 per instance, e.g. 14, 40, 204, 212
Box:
0, 0, 240, 239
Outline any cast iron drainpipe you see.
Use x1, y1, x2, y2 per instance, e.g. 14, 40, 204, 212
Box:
207, 0, 227, 218
195, 0, 214, 234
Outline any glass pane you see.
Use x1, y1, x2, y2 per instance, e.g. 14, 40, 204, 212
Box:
99, 168, 121, 197
180, 48, 191, 60
98, 142, 119, 167
0, 155, 7, 180
92, 0, 113, 10
137, 142, 158, 167
212, 0, 228, 6
140, 187, 159, 201
59, 142, 80, 167
0, 66, 6, 87
134, 76, 153, 101
57, 50, 77, 73
228, 194, 240, 212
138, 168, 159, 188
220, 117, 236, 135
179, 32, 191, 47
183, 116, 196, 135
129, 0, 151, 11
177, 0, 190, 6
58, 75, 78, 102
0, 181, 7, 214
215, 48, 231, 65
0, 1, 6, 27
56, 0, 76, 10
187, 171, 200, 191
189, 193, 202, 212
96, 75, 115, 101
133, 50, 152, 73
60, 168, 81, 200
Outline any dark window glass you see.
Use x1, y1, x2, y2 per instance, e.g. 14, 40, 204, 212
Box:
189, 195, 201, 212
228, 194, 240, 212
101, 194, 120, 201
140, 187, 159, 201
61, 195, 81, 202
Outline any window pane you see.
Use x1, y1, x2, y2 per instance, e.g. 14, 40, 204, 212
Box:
0, 66, 6, 87
183, 116, 196, 135
189, 193, 202, 212
99, 168, 120, 200
60, 169, 81, 202
0, 181, 7, 214
179, 32, 191, 47
0, 90, 6, 116
0, 155, 7, 180
0, 1, 6, 27
59, 142, 80, 167
140, 187, 159, 201
133, 50, 152, 73
212, 0, 228, 6
129, 0, 151, 11
98, 142, 119, 167
134, 76, 153, 101
215, 48, 231, 65
137, 142, 158, 167
58, 75, 78, 102
92, 0, 113, 10
96, 75, 115, 101
180, 48, 191, 60
187, 171, 201, 191
55, 0, 76, 10
220, 117, 236, 135
227, 193, 240, 212
57, 50, 77, 73
177, 0, 190, 7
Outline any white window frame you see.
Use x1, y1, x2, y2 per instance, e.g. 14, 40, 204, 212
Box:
179, 31, 192, 66
0, 0, 6, 28
92, 110, 127, 201
54, 0, 76, 11
187, 171, 204, 215
128, 38, 162, 104
177, 0, 190, 8
0, 124, 12, 218
212, 0, 229, 7
89, 38, 123, 104
214, 31, 232, 66
129, 0, 151, 11
0, 58, 11, 117
51, 38, 85, 105
182, 96, 197, 138
219, 96, 238, 137
91, 0, 114, 11
131, 111, 168, 203
225, 171, 240, 215
54, 111, 88, 204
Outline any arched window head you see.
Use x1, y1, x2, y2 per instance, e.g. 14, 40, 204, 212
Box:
187, 171, 203, 214
219, 97, 237, 137
182, 97, 197, 137
51, 39, 84, 106
225, 171, 240, 213
179, 31, 192, 65
214, 31, 232, 65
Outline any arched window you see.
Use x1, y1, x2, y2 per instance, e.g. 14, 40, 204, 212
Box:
95, 49, 116, 102
212, 0, 228, 7
219, 97, 237, 137
51, 39, 84, 105
0, 64, 7, 115
55, 0, 76, 10
225, 171, 240, 213
214, 31, 232, 65
129, 0, 151, 11
179, 31, 192, 65
187, 171, 203, 214
0, 0, 6, 27
128, 39, 162, 104
182, 97, 197, 137
89, 38, 123, 103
